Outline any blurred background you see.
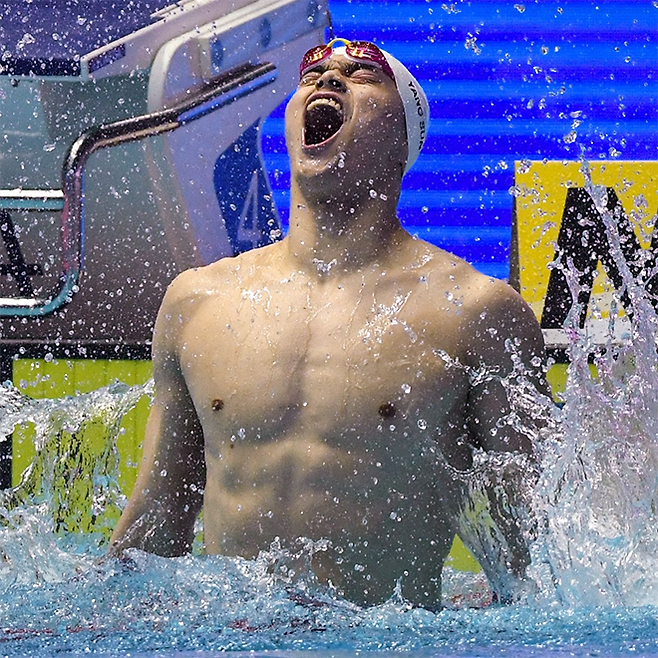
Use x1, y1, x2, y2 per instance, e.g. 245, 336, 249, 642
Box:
263, 0, 657, 279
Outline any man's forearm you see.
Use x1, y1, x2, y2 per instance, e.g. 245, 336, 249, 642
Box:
109, 493, 198, 557
455, 450, 538, 603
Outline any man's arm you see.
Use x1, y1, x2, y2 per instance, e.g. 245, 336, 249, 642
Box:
109, 274, 206, 557
458, 277, 548, 600
464, 278, 548, 455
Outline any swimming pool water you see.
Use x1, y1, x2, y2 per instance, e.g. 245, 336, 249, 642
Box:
3, 542, 658, 658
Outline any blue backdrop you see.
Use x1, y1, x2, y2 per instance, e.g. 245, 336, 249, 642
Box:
262, 0, 657, 279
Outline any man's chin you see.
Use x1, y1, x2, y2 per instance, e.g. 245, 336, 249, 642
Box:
296, 146, 348, 180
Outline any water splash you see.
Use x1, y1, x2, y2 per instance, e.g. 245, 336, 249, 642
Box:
527, 160, 658, 607
3, 165, 658, 650
427, 158, 658, 609
0, 378, 154, 592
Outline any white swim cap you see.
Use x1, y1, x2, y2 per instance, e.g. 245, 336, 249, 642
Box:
379, 50, 429, 174
331, 44, 429, 173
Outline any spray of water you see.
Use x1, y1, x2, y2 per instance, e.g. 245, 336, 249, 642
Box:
420, 157, 658, 609
0, 379, 154, 590
1, 166, 658, 651
527, 160, 658, 607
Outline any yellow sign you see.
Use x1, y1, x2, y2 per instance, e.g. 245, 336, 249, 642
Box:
513, 161, 658, 330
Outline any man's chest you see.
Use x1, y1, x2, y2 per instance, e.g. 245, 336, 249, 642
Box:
180, 279, 469, 437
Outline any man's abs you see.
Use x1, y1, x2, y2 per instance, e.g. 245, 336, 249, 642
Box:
200, 431, 457, 606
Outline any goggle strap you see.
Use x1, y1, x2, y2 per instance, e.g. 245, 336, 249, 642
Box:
327, 37, 351, 49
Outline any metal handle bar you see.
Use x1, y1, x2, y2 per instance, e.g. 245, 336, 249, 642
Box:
0, 61, 277, 316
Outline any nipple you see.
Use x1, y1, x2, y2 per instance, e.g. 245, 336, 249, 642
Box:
212, 399, 224, 411
378, 402, 396, 418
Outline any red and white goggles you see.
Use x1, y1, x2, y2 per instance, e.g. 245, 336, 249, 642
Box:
299, 38, 396, 81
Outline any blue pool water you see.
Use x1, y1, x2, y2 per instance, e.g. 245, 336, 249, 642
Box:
2, 536, 658, 658
3, 558, 658, 658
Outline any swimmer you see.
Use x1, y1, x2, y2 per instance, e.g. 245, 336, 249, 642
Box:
109, 39, 547, 609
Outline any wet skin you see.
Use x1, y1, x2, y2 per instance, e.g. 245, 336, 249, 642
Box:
110, 54, 546, 608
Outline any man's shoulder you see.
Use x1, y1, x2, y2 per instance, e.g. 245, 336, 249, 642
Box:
415, 242, 509, 304
436, 257, 544, 362
450, 265, 535, 333
164, 243, 281, 307
412, 240, 540, 338
458, 267, 524, 314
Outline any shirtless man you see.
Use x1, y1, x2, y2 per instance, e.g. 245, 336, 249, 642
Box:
110, 39, 546, 609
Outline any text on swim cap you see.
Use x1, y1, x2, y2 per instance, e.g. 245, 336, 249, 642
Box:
408, 81, 427, 149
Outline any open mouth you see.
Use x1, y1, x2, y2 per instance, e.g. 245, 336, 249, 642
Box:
303, 97, 345, 147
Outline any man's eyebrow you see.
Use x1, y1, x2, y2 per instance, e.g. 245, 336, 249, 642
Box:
343, 61, 379, 76
305, 62, 328, 75
303, 60, 343, 76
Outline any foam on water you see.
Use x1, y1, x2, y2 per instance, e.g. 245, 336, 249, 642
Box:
2, 161, 658, 655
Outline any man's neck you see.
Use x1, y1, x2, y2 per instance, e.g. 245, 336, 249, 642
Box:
285, 178, 407, 278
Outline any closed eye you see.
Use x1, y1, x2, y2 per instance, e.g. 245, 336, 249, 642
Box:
349, 69, 383, 83
345, 63, 384, 83
300, 71, 322, 86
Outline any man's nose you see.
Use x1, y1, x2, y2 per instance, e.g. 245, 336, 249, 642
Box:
315, 71, 346, 91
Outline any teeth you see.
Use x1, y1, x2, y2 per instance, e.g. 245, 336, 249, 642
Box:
307, 98, 343, 113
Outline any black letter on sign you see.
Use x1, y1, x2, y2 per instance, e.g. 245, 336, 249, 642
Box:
541, 187, 658, 329
0, 210, 44, 297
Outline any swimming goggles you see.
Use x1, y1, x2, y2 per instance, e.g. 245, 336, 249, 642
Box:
299, 38, 395, 81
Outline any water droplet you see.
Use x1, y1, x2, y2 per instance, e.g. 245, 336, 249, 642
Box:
464, 33, 482, 55
518, 160, 532, 174
441, 3, 460, 14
